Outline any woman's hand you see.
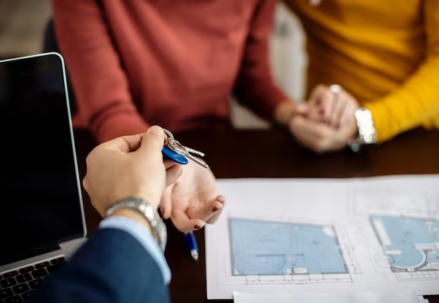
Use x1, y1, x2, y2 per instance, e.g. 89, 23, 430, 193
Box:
160, 160, 225, 232
307, 84, 359, 129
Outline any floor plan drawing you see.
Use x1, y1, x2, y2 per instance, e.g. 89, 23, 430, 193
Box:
370, 214, 439, 276
207, 177, 439, 299
229, 218, 348, 276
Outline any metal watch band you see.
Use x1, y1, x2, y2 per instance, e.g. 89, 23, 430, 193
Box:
105, 197, 167, 251
349, 108, 377, 152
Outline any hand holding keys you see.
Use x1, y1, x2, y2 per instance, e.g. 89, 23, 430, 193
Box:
162, 129, 209, 169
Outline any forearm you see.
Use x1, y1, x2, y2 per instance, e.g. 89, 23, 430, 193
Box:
273, 100, 300, 126
365, 0, 439, 143
235, 78, 291, 122
234, 0, 292, 122
365, 56, 439, 142
29, 215, 169, 303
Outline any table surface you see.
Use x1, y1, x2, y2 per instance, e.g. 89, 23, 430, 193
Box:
74, 127, 439, 303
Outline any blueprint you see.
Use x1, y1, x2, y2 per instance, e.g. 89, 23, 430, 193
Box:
371, 215, 439, 273
233, 291, 421, 303
229, 219, 347, 275
205, 176, 439, 299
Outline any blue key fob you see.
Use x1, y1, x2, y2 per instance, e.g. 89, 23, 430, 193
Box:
162, 146, 188, 165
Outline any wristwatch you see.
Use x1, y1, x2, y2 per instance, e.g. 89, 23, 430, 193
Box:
106, 197, 167, 251
349, 108, 377, 152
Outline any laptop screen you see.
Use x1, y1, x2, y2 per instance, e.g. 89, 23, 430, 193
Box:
0, 54, 85, 266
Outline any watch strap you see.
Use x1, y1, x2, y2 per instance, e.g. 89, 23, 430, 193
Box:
349, 108, 377, 152
105, 197, 167, 251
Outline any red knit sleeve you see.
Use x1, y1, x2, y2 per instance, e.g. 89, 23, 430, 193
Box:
233, 0, 288, 121
52, 0, 148, 143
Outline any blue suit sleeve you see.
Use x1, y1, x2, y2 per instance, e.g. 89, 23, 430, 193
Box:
29, 227, 170, 303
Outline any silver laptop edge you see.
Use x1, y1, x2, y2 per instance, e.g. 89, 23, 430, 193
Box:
0, 53, 87, 274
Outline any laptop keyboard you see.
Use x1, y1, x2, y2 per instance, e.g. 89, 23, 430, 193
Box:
0, 256, 66, 302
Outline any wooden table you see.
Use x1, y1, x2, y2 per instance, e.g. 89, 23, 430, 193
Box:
74, 127, 439, 303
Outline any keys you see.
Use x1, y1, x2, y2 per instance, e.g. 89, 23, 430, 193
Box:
162, 129, 209, 169
5, 295, 22, 303
15, 275, 31, 284
50, 257, 66, 265
47, 262, 65, 273
0, 288, 13, 299
28, 279, 42, 290
18, 267, 33, 274
34, 262, 49, 269
31, 269, 47, 279
21, 291, 33, 300
162, 146, 188, 165
12, 284, 29, 294
1, 278, 17, 288
2, 272, 17, 279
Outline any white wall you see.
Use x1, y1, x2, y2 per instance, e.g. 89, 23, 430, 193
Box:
0, 0, 51, 56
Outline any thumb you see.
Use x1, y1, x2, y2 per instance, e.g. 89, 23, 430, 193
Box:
295, 103, 308, 115
138, 125, 165, 155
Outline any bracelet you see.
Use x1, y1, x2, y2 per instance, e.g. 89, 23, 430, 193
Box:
349, 108, 377, 152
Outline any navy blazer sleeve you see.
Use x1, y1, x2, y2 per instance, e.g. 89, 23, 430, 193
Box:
29, 228, 170, 303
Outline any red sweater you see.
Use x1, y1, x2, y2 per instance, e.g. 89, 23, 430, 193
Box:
53, 0, 287, 143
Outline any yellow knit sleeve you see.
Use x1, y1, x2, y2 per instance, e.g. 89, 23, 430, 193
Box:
365, 0, 439, 143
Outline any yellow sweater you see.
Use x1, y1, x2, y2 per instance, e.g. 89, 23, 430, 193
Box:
284, 0, 439, 142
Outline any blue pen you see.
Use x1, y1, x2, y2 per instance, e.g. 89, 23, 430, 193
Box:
185, 232, 199, 261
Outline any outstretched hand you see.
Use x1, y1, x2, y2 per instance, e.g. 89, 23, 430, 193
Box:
160, 161, 225, 232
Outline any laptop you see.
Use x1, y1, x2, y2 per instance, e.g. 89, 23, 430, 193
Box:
0, 53, 86, 302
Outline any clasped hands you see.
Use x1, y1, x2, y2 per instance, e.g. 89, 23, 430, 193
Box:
288, 85, 360, 153
83, 126, 224, 233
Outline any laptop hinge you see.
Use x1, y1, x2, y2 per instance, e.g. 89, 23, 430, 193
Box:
0, 243, 60, 267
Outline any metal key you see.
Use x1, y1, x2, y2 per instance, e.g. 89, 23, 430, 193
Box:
169, 140, 209, 169
163, 129, 209, 169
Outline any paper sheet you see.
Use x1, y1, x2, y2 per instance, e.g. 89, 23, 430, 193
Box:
206, 176, 439, 299
234, 291, 420, 303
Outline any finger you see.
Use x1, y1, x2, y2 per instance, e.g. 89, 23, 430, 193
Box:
320, 92, 335, 123
306, 103, 322, 121
165, 164, 183, 187
186, 194, 225, 223
216, 194, 226, 203
341, 104, 356, 127
138, 125, 165, 156
164, 159, 179, 169
291, 119, 322, 151
295, 117, 346, 152
159, 187, 172, 219
292, 116, 328, 139
291, 116, 331, 152
103, 133, 145, 153
206, 195, 226, 224
308, 84, 328, 106
331, 95, 347, 128
340, 98, 356, 128
309, 86, 333, 122
294, 103, 309, 115
172, 209, 205, 232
